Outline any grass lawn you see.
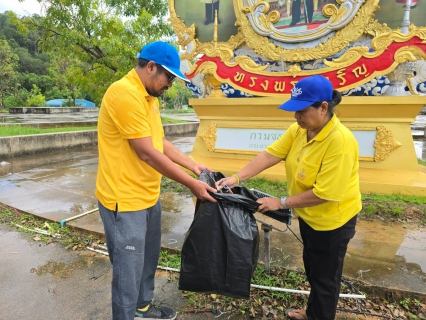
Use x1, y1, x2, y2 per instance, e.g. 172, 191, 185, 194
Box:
0, 125, 98, 136
162, 174, 426, 224
161, 108, 195, 114
0, 116, 185, 136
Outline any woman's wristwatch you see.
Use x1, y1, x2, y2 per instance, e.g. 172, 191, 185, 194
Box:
280, 196, 288, 209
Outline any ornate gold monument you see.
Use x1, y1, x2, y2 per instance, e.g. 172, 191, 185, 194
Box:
169, 0, 426, 196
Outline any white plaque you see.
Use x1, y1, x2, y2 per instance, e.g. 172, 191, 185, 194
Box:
213, 127, 377, 157
215, 128, 285, 152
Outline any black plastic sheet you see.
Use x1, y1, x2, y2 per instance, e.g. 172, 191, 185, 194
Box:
178, 171, 260, 299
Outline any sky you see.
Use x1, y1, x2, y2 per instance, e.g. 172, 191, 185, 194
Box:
0, 0, 43, 16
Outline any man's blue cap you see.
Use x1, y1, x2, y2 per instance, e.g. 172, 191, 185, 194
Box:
136, 41, 190, 83
278, 75, 333, 111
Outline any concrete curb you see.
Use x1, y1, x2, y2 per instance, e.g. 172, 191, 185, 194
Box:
0, 131, 98, 158
0, 123, 199, 158
8, 107, 99, 114
162, 122, 199, 136
0, 121, 98, 129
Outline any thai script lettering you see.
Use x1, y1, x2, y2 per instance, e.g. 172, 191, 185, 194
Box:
352, 64, 370, 78
337, 69, 346, 85
274, 81, 286, 92
250, 132, 282, 140
249, 144, 269, 149
234, 72, 245, 83
221, 56, 396, 94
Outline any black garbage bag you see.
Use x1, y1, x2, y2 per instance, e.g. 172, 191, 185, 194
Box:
178, 171, 260, 299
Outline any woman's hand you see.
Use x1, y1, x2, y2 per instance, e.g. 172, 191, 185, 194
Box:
256, 197, 283, 213
216, 176, 238, 191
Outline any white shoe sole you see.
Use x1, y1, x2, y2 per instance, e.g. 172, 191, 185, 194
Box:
134, 313, 177, 320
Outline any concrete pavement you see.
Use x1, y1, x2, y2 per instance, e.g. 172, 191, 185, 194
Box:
0, 136, 425, 304
0, 223, 226, 320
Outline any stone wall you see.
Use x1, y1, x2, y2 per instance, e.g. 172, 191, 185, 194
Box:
0, 131, 98, 158
0, 123, 199, 158
8, 107, 99, 114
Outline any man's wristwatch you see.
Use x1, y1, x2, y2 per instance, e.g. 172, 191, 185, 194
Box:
280, 196, 288, 209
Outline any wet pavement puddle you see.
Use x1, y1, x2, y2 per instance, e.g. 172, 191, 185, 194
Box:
0, 135, 425, 296
159, 192, 426, 295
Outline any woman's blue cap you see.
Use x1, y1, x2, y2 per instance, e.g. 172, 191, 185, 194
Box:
136, 41, 190, 83
278, 75, 333, 111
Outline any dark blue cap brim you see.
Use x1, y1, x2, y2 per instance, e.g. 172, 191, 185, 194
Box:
163, 66, 191, 83
278, 99, 315, 111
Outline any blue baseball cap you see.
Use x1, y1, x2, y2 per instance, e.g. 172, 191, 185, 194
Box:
136, 41, 190, 83
278, 75, 333, 111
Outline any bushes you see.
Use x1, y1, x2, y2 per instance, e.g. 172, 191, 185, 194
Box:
5, 85, 46, 108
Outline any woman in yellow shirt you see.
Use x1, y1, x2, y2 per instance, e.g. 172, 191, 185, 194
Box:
218, 75, 361, 320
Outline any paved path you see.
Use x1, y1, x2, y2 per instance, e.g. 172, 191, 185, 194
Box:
1, 138, 425, 301
0, 223, 228, 320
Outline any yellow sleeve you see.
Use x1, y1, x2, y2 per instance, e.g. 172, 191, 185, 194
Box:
108, 90, 151, 140
265, 122, 298, 159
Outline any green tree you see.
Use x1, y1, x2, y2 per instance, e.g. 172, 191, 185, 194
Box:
26, 84, 46, 107
14, 47, 50, 75
164, 81, 194, 109
1, 12, 51, 99
14, 0, 174, 105
44, 86, 67, 101
48, 55, 83, 105
17, 72, 54, 93
0, 39, 19, 110
5, 88, 29, 108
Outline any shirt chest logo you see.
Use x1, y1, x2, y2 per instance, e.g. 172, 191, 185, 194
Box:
298, 170, 306, 180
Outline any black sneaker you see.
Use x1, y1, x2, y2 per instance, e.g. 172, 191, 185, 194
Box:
135, 304, 177, 320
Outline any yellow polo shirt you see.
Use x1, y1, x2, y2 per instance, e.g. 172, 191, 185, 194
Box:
96, 69, 164, 211
265, 114, 361, 230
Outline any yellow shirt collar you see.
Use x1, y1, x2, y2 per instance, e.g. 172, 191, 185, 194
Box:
128, 68, 154, 101
309, 113, 339, 142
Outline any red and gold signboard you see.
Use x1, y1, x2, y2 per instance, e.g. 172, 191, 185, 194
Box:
169, 0, 426, 96
186, 36, 426, 96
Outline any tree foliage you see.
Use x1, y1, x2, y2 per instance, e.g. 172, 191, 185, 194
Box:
48, 55, 83, 105
1, 12, 53, 108
0, 40, 19, 109
164, 81, 194, 109
26, 84, 46, 107
13, 0, 173, 104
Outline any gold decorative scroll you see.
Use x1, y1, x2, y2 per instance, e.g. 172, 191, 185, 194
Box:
201, 124, 218, 152
187, 43, 426, 96
232, 0, 380, 62
170, 0, 426, 84
364, 19, 392, 38
374, 126, 402, 162
169, 0, 381, 64
241, 0, 363, 44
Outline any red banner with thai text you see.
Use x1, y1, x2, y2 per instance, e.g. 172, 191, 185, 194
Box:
186, 37, 426, 95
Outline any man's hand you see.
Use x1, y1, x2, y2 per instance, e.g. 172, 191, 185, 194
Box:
192, 163, 213, 176
189, 180, 217, 202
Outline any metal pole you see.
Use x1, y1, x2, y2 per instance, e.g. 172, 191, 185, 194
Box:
60, 208, 98, 227
261, 224, 272, 274
401, 0, 412, 34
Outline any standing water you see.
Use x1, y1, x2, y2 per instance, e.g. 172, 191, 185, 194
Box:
0, 133, 425, 297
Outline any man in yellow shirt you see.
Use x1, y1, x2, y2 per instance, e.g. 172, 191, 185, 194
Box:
96, 41, 216, 320
218, 75, 361, 320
